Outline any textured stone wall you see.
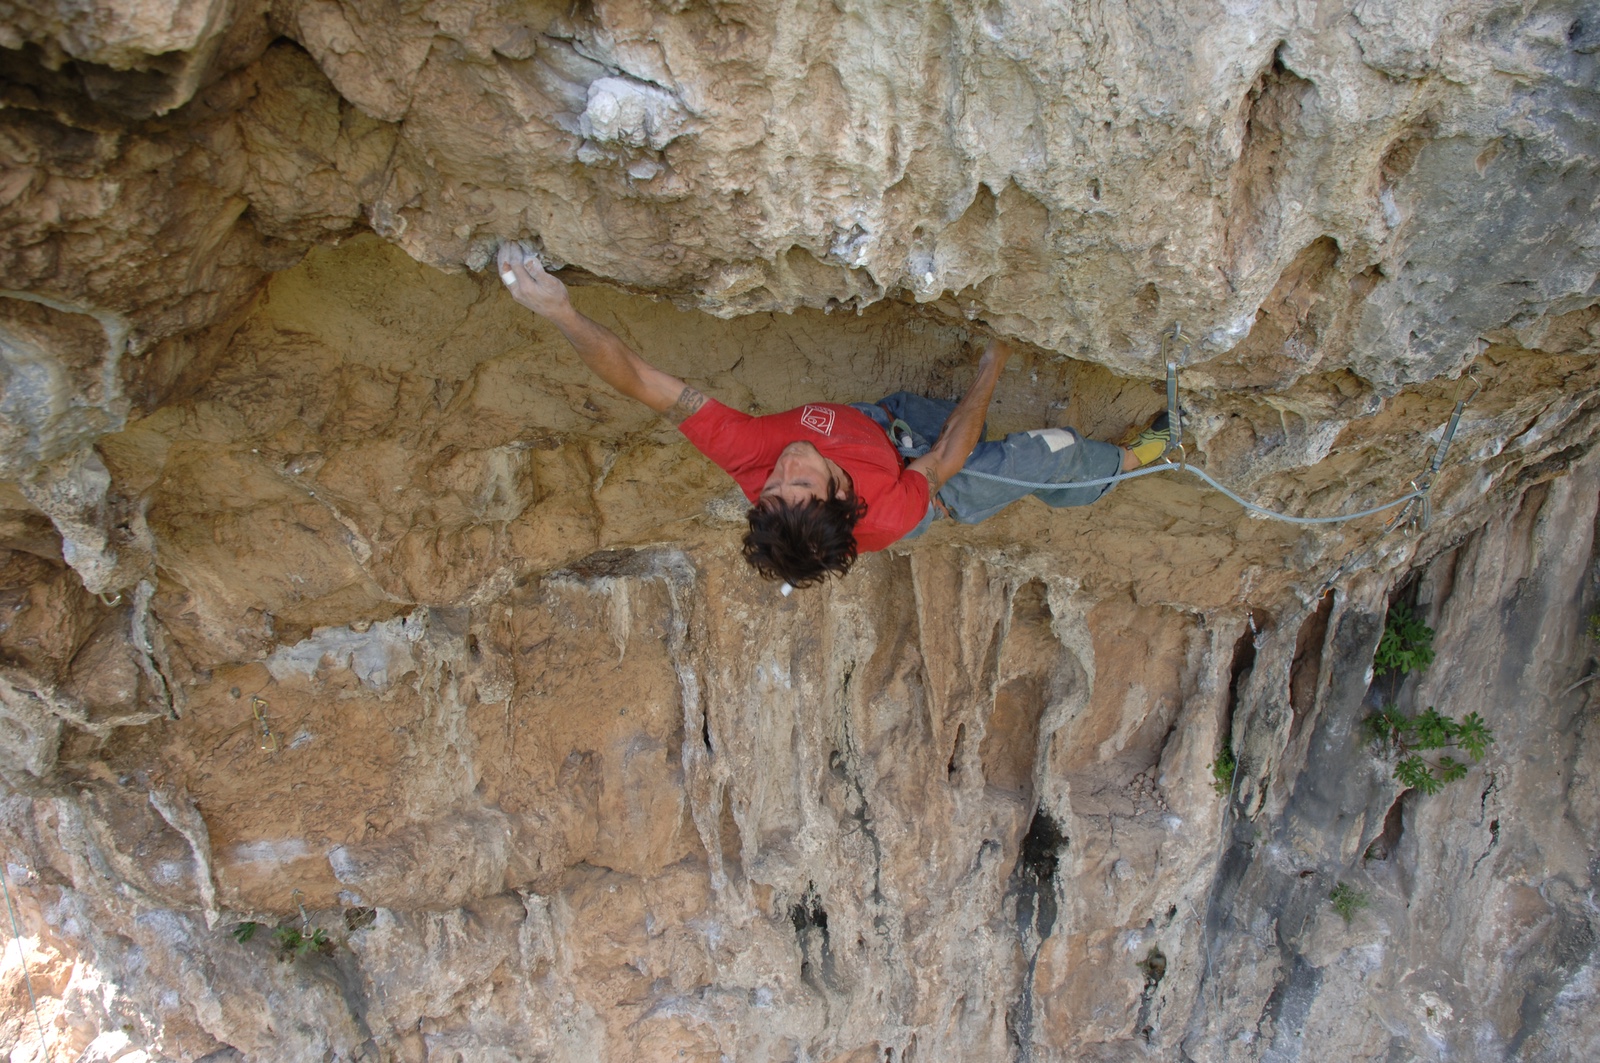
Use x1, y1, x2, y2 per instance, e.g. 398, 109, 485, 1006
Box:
1, 1, 1598, 1061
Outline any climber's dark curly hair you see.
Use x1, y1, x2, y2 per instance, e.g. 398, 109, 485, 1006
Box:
741, 489, 868, 588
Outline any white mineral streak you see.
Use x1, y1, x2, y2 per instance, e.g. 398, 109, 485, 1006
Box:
264, 613, 424, 691
580, 76, 689, 151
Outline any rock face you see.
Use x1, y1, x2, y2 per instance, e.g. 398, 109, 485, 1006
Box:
1, 2, 1598, 1061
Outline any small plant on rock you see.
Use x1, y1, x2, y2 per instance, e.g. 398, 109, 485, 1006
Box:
230, 921, 259, 944
1136, 947, 1167, 984
1375, 603, 1435, 676
1329, 882, 1369, 923
344, 906, 377, 932
273, 925, 330, 959
1209, 747, 1237, 798
1367, 705, 1494, 795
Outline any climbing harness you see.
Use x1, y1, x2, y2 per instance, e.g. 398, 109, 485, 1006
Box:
0, 861, 48, 1052
958, 332, 1482, 532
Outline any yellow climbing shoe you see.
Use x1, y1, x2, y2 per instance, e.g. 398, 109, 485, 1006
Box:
1122, 411, 1172, 467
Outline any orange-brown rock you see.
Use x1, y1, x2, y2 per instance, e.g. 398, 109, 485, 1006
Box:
2, 2, 1599, 1061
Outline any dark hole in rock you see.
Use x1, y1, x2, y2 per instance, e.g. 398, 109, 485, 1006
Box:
343, 906, 377, 932
1012, 810, 1068, 939
1364, 789, 1410, 862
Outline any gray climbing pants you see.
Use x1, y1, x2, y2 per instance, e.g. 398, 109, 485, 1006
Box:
849, 391, 1125, 540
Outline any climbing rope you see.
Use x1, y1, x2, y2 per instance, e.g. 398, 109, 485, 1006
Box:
1, 861, 49, 1052
959, 344, 1481, 530
960, 460, 1429, 524
1310, 369, 1483, 593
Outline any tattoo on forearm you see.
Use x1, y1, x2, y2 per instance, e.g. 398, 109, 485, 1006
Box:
664, 386, 708, 425
918, 465, 942, 494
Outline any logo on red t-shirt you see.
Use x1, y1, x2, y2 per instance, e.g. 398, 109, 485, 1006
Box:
800, 405, 835, 435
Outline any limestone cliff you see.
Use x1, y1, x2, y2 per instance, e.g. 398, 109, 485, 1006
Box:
1, 2, 1597, 1061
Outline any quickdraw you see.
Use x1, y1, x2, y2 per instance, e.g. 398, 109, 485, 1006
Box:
251, 696, 279, 754
1161, 324, 1184, 462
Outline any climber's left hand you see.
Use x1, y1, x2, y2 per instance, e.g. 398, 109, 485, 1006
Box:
498, 242, 573, 322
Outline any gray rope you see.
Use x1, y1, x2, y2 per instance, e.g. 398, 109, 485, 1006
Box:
950, 338, 1482, 529
950, 341, 1427, 526
957, 461, 1427, 525
0, 860, 48, 1050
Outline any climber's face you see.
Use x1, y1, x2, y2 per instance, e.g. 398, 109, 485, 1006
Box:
759, 441, 851, 507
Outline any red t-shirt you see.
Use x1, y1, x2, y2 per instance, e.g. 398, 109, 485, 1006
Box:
678, 400, 930, 551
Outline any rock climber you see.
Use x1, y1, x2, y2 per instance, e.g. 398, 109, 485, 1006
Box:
497, 243, 1170, 588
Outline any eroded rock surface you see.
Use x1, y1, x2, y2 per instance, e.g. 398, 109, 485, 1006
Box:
1, 1, 1598, 1061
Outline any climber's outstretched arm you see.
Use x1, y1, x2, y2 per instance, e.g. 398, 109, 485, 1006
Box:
497, 244, 705, 422
907, 338, 1012, 492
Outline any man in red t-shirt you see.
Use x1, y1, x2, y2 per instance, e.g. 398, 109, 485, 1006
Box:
497, 244, 1165, 587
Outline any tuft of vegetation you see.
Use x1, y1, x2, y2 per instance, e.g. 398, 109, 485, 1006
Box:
231, 915, 338, 960
1329, 882, 1369, 923
1587, 612, 1600, 644
273, 925, 331, 959
1368, 705, 1494, 795
344, 906, 377, 933
1136, 947, 1167, 983
1374, 603, 1435, 676
1209, 747, 1237, 798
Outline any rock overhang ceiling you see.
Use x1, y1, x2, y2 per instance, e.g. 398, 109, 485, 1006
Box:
0, 0, 1595, 600
4, 0, 1597, 355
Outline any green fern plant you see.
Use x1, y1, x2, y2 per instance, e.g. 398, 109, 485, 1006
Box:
1209, 747, 1237, 797
1375, 603, 1435, 676
1329, 882, 1369, 923
1368, 705, 1494, 794
273, 925, 330, 959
